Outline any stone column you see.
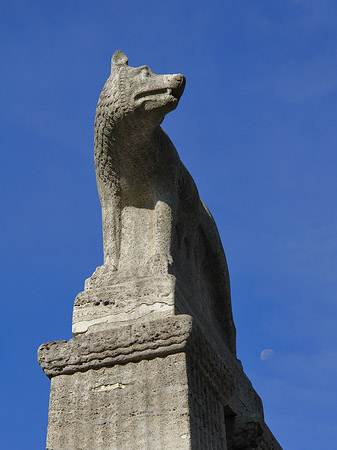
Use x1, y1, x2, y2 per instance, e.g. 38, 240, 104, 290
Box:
39, 316, 233, 450
38, 315, 281, 450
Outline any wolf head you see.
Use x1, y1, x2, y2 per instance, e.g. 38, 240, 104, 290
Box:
97, 51, 186, 130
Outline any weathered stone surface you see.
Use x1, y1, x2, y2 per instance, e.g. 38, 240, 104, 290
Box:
225, 416, 282, 450
39, 52, 282, 450
46, 354, 192, 450
39, 315, 235, 406
40, 314, 280, 450
43, 316, 234, 450
72, 50, 236, 358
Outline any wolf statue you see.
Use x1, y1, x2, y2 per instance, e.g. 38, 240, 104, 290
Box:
39, 52, 282, 450
73, 50, 236, 357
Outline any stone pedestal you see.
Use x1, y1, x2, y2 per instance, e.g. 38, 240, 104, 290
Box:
38, 53, 282, 449
39, 315, 281, 450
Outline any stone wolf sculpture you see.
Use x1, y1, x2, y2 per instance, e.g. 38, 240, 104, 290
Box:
73, 51, 236, 356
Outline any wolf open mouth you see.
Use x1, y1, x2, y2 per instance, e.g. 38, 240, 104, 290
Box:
135, 83, 185, 101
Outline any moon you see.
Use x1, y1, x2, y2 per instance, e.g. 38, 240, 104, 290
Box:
260, 349, 274, 361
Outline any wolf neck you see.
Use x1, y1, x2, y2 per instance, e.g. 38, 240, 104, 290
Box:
94, 115, 164, 193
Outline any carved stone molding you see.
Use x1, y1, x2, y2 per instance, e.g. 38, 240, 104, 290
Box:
39, 314, 236, 406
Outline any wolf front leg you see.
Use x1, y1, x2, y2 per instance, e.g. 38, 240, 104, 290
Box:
101, 196, 121, 271
151, 199, 174, 272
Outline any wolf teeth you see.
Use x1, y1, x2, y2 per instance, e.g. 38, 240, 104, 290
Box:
167, 88, 172, 95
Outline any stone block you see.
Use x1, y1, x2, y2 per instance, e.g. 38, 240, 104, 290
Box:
39, 315, 281, 450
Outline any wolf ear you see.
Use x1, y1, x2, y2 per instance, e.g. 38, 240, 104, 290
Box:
111, 50, 128, 67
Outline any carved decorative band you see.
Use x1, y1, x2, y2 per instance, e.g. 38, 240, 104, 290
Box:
38, 314, 235, 404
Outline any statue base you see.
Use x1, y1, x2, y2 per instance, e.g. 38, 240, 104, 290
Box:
39, 315, 281, 450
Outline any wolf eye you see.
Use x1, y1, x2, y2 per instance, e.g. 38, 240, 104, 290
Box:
138, 66, 151, 78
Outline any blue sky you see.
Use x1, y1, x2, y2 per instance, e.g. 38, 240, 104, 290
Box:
1, 1, 337, 448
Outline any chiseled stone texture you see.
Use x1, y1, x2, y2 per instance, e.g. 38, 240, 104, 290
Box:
42, 316, 232, 450
39, 315, 281, 450
39, 315, 235, 407
46, 355, 191, 450
39, 53, 282, 450
72, 50, 236, 359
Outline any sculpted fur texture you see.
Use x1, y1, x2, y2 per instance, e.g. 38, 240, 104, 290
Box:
75, 51, 236, 356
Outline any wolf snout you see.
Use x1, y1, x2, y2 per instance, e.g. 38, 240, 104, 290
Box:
171, 74, 185, 86
169, 74, 186, 99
